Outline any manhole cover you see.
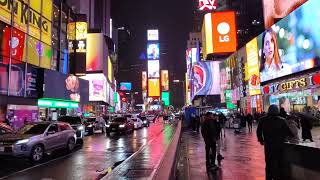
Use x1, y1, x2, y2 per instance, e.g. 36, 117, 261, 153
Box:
125, 169, 153, 178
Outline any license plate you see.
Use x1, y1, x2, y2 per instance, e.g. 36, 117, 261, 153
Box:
0, 147, 4, 152
112, 128, 116, 130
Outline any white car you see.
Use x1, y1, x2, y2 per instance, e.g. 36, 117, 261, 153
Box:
132, 118, 143, 129
146, 115, 156, 122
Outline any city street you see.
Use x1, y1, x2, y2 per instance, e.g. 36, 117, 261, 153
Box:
0, 119, 171, 180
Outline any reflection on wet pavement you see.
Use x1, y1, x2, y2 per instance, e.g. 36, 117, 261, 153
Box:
179, 127, 265, 180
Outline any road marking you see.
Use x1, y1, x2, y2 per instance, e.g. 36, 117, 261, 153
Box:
101, 121, 176, 180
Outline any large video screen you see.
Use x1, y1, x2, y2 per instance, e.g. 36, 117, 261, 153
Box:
148, 60, 160, 78
148, 79, 160, 97
263, 0, 307, 28
193, 61, 220, 96
80, 74, 106, 102
259, 0, 320, 82
147, 43, 160, 60
161, 70, 169, 91
120, 82, 132, 91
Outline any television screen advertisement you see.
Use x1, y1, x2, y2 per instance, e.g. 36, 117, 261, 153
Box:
246, 38, 261, 95
259, 0, 320, 82
263, 0, 307, 28
193, 61, 220, 96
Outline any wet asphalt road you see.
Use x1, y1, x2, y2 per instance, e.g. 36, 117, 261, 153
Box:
0, 119, 169, 180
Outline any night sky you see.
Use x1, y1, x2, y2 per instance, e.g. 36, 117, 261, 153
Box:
111, 0, 194, 104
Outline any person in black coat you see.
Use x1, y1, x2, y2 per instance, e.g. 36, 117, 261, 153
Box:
246, 113, 254, 133
257, 105, 293, 180
201, 112, 220, 171
299, 107, 316, 142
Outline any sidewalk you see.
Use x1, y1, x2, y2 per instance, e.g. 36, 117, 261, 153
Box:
177, 127, 265, 180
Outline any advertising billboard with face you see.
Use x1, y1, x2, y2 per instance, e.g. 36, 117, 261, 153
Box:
263, 0, 307, 28
147, 43, 160, 60
148, 79, 160, 97
80, 74, 106, 102
148, 60, 160, 78
193, 61, 220, 96
259, 0, 320, 82
161, 70, 169, 91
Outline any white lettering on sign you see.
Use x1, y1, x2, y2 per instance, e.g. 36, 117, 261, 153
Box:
199, 0, 216, 11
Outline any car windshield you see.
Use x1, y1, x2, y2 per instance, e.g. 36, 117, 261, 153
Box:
18, 124, 49, 135
112, 118, 126, 123
59, 117, 81, 125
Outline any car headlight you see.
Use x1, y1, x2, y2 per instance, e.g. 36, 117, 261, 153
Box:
78, 126, 85, 130
16, 139, 30, 145
119, 125, 125, 128
87, 124, 93, 128
106, 124, 110, 128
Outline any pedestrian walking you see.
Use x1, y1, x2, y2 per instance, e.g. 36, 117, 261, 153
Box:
240, 113, 246, 132
218, 113, 226, 137
246, 113, 253, 133
257, 105, 293, 180
286, 114, 300, 144
298, 107, 316, 142
201, 112, 220, 171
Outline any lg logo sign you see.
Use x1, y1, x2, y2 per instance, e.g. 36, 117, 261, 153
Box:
217, 22, 230, 42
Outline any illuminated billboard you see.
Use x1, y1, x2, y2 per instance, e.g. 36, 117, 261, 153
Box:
142, 71, 147, 92
202, 11, 237, 58
161, 92, 170, 106
161, 70, 169, 91
148, 79, 160, 97
120, 82, 132, 91
259, 0, 320, 82
246, 38, 261, 96
263, 0, 307, 28
80, 74, 107, 102
147, 43, 160, 60
108, 56, 112, 82
0, 0, 52, 45
147, 29, 159, 41
148, 60, 160, 78
67, 22, 87, 40
86, 33, 104, 71
193, 61, 220, 96
198, 0, 216, 11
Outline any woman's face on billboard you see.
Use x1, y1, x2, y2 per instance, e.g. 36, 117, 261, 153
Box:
263, 32, 275, 60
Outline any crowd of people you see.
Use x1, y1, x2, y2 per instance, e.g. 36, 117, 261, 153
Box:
186, 105, 319, 178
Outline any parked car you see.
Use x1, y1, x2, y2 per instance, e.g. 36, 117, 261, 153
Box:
0, 123, 14, 135
83, 117, 105, 135
146, 114, 156, 123
132, 118, 143, 129
105, 117, 134, 136
139, 116, 150, 127
0, 122, 76, 162
58, 116, 85, 142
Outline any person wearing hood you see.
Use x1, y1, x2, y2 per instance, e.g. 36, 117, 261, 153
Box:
257, 105, 293, 180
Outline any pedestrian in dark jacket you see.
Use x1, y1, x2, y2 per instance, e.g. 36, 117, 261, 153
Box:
299, 107, 316, 142
201, 112, 220, 171
257, 105, 293, 180
246, 113, 253, 132
279, 107, 288, 119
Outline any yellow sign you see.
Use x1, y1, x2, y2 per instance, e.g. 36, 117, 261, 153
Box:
0, 0, 52, 44
246, 38, 261, 96
67, 22, 87, 40
108, 56, 112, 82
280, 78, 307, 91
